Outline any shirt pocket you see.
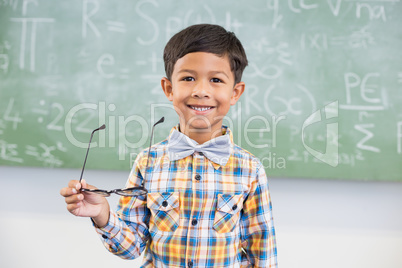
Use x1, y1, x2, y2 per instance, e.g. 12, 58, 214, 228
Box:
213, 194, 244, 233
147, 192, 180, 232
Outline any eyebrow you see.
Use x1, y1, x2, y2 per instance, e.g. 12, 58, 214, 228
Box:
177, 69, 230, 79
177, 69, 196, 75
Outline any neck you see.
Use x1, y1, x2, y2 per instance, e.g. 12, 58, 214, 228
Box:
179, 125, 223, 144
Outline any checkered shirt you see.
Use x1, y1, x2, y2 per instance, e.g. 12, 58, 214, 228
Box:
94, 125, 277, 268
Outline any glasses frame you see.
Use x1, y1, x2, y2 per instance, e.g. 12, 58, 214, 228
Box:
81, 186, 148, 197
79, 117, 164, 197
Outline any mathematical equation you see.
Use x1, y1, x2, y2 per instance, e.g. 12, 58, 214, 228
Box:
0, 0, 401, 180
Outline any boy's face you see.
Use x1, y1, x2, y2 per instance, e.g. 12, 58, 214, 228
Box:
161, 52, 245, 139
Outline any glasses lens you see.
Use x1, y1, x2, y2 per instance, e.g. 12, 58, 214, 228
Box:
115, 187, 147, 196
82, 188, 111, 197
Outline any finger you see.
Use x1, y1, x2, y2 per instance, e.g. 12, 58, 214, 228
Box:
60, 186, 79, 197
66, 203, 82, 215
64, 193, 84, 205
68, 180, 80, 188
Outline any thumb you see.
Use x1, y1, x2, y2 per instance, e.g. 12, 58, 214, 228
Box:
81, 179, 97, 190
81, 179, 88, 189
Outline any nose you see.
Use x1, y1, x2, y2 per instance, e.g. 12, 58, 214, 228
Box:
191, 80, 210, 99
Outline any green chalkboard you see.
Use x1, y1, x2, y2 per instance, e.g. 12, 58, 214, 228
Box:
1, 0, 401, 181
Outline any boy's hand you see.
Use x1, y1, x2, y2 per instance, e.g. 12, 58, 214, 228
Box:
60, 180, 110, 227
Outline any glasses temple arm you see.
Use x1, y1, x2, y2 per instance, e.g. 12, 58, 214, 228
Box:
79, 124, 106, 183
142, 117, 164, 187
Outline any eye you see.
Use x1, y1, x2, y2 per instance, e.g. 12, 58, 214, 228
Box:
211, 78, 223, 83
182, 77, 195, 82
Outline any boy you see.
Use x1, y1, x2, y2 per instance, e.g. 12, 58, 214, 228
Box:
61, 24, 277, 267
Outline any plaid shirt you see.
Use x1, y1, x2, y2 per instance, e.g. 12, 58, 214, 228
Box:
94, 126, 277, 268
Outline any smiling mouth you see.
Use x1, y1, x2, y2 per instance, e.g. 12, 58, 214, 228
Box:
189, 106, 213, 112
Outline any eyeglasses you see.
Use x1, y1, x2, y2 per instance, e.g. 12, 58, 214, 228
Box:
79, 117, 164, 197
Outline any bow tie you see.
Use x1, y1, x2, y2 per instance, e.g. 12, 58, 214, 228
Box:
167, 129, 231, 166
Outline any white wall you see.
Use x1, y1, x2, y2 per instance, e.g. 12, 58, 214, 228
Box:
0, 166, 401, 268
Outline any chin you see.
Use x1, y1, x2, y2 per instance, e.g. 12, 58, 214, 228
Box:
184, 117, 211, 128
188, 124, 212, 131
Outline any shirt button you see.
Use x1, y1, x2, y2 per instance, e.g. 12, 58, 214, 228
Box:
232, 204, 238, 210
195, 174, 201, 181
102, 234, 108, 239
162, 200, 168, 207
188, 260, 193, 267
191, 219, 198, 226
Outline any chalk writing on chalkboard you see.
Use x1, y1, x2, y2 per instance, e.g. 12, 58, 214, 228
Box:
0, 0, 401, 181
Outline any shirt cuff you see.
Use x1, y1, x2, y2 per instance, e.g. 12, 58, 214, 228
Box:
92, 210, 121, 240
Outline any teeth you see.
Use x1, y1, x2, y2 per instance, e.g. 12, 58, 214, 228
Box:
191, 106, 211, 111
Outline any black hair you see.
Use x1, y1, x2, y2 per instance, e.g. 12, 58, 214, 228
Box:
163, 24, 248, 84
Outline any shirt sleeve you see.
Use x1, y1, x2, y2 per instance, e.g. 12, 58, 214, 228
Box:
240, 163, 278, 268
92, 152, 151, 260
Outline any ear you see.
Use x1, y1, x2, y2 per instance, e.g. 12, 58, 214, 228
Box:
230, 82, 245, 105
161, 77, 173, 101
